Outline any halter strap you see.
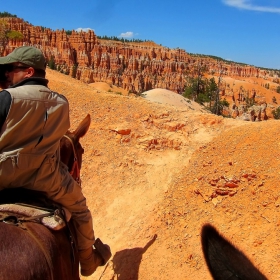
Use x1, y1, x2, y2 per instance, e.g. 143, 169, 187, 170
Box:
62, 135, 81, 186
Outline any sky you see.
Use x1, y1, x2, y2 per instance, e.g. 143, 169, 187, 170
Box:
1, 0, 279, 69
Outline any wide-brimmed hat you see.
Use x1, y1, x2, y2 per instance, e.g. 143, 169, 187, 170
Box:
0, 46, 46, 71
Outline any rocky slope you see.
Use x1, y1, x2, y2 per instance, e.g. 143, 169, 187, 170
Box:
47, 69, 280, 279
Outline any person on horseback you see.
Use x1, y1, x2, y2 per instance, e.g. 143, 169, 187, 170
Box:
0, 46, 111, 276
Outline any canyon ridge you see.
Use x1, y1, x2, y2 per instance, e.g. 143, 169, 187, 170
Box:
1, 16, 280, 120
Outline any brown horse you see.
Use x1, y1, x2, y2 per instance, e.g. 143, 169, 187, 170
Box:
0, 114, 91, 280
201, 224, 267, 280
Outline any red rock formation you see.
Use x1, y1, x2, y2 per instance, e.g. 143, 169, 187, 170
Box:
1, 17, 277, 99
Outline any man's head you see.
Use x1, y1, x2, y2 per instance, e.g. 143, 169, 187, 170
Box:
0, 46, 46, 87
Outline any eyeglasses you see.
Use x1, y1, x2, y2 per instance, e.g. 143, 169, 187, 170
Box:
5, 65, 30, 72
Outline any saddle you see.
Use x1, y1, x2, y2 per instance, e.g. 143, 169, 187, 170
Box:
0, 203, 70, 230
0, 188, 71, 230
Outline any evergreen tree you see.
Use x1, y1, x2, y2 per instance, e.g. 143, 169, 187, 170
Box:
184, 77, 217, 105
71, 64, 78, 78
183, 71, 229, 116
206, 77, 218, 111
184, 60, 207, 101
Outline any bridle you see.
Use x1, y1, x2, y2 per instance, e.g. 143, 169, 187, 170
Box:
62, 135, 81, 186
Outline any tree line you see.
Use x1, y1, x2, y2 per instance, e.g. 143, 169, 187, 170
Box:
97, 35, 152, 43
0, 12, 17, 18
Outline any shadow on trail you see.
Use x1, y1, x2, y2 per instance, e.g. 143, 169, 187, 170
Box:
111, 234, 157, 280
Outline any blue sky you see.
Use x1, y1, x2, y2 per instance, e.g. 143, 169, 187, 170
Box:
1, 0, 279, 69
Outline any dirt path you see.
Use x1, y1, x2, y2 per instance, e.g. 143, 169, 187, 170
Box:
47, 69, 280, 280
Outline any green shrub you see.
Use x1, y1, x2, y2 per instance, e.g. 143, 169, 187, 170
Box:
272, 107, 280, 119
48, 57, 56, 70
7, 30, 23, 40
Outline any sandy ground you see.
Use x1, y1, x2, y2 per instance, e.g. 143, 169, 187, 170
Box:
143, 88, 206, 112
46, 69, 280, 280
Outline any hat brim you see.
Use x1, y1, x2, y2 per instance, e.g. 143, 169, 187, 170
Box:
0, 55, 17, 65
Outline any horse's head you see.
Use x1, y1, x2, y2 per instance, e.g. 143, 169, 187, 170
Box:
60, 114, 91, 185
201, 224, 268, 280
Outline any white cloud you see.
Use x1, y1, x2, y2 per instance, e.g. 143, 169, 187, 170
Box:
118, 31, 134, 38
75, 28, 94, 32
222, 0, 280, 13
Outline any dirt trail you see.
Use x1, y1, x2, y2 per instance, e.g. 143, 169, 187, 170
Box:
47, 69, 280, 280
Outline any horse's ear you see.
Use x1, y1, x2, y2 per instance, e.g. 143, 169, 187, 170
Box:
201, 224, 267, 280
73, 114, 91, 140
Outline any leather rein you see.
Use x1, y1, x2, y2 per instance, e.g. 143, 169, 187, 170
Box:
62, 134, 81, 186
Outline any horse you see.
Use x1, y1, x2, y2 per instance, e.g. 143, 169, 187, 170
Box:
201, 224, 267, 280
0, 114, 91, 280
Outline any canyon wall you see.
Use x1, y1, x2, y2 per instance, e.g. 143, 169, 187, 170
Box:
3, 17, 278, 96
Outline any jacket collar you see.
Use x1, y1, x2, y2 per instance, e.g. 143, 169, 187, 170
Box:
9, 77, 49, 88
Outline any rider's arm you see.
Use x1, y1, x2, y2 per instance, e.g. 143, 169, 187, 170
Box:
0, 90, 11, 130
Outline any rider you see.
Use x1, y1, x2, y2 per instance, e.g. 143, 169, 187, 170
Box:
0, 46, 111, 276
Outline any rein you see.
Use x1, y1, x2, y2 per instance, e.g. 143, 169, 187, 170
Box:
62, 135, 81, 186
